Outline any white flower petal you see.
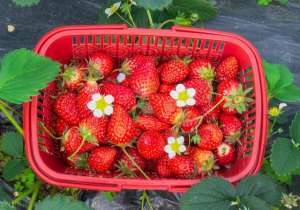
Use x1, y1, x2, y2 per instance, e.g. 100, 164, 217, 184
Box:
105, 8, 111, 16
170, 90, 179, 99
177, 136, 184, 144
164, 145, 172, 153
176, 100, 186, 107
93, 109, 103, 118
176, 84, 185, 92
104, 95, 114, 104
131, 0, 137, 5
168, 151, 176, 159
114, 1, 121, 8
279, 103, 287, 109
104, 106, 113, 115
187, 88, 196, 97
167, 137, 175, 144
186, 98, 196, 106
179, 145, 186, 153
92, 93, 102, 100
117, 73, 126, 83
87, 101, 96, 110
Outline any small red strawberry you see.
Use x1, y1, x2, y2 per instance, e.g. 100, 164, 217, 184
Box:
79, 116, 108, 144
189, 59, 215, 82
88, 147, 118, 173
216, 143, 235, 166
218, 113, 242, 144
101, 82, 136, 111
196, 124, 223, 150
107, 104, 137, 145
180, 107, 201, 133
88, 52, 114, 77
54, 93, 80, 125
159, 84, 175, 94
62, 64, 85, 91
216, 56, 239, 81
119, 55, 156, 75
156, 156, 172, 178
135, 115, 170, 131
199, 101, 220, 123
77, 80, 101, 119
170, 156, 194, 178
191, 147, 216, 175
216, 80, 252, 114
160, 58, 190, 84
62, 127, 97, 156
55, 118, 69, 136
137, 131, 166, 160
183, 79, 212, 108
148, 93, 183, 125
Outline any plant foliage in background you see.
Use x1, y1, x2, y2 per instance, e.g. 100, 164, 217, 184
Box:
11, 0, 40, 7
257, 0, 289, 6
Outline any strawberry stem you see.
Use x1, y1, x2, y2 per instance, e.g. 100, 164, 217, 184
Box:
68, 138, 85, 161
39, 122, 61, 140
121, 147, 150, 180
203, 97, 225, 118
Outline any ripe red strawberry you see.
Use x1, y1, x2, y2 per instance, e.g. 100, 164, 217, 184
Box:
216, 56, 239, 81
107, 105, 137, 145
62, 127, 97, 156
101, 82, 136, 111
62, 64, 84, 91
197, 124, 223, 150
88, 147, 117, 173
180, 107, 201, 133
88, 52, 114, 77
79, 116, 108, 144
137, 131, 166, 160
55, 118, 69, 136
149, 93, 183, 125
160, 58, 190, 84
159, 84, 175, 94
156, 156, 172, 178
170, 156, 194, 178
135, 115, 170, 131
120, 55, 156, 75
218, 113, 242, 144
199, 101, 220, 123
54, 93, 80, 125
216, 80, 252, 114
77, 80, 101, 119
183, 79, 212, 108
189, 59, 215, 82
216, 143, 235, 166
191, 147, 215, 175
129, 65, 160, 97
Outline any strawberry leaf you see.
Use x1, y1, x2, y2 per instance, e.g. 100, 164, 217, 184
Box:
240, 196, 270, 210
0, 132, 23, 158
135, 0, 172, 10
263, 60, 280, 94
261, 159, 292, 185
0, 202, 16, 210
0, 49, 60, 104
11, 0, 40, 7
180, 176, 236, 210
35, 195, 91, 210
276, 84, 300, 102
0, 186, 10, 201
270, 138, 300, 176
3, 159, 27, 181
290, 112, 300, 143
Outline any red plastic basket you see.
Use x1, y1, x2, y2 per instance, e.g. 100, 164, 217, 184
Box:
23, 25, 268, 192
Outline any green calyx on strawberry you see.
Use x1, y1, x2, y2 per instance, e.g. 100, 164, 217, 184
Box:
78, 126, 98, 145
197, 64, 215, 81
115, 160, 137, 178
67, 153, 89, 169
216, 143, 235, 166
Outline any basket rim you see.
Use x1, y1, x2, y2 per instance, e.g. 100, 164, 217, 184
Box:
23, 24, 268, 192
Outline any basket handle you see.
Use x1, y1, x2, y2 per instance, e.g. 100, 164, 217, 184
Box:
171, 25, 221, 35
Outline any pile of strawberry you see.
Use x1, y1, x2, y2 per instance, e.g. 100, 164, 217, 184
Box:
49, 52, 252, 179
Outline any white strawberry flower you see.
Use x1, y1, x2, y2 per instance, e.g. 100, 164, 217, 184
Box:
164, 136, 186, 159
116, 72, 126, 83
170, 84, 196, 107
105, 1, 121, 17
129, 0, 137, 5
279, 103, 287, 110
87, 93, 114, 118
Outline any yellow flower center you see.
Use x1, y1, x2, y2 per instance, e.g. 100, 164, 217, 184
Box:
171, 140, 181, 153
178, 91, 189, 101
111, 4, 119, 13
96, 97, 108, 111
269, 107, 280, 117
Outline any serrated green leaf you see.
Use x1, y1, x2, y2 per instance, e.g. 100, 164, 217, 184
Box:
0, 49, 60, 104
261, 159, 292, 185
274, 64, 293, 91
263, 60, 280, 94
35, 195, 91, 210
135, 0, 172, 10
240, 196, 270, 210
180, 176, 235, 210
236, 175, 282, 206
270, 138, 300, 176
3, 159, 26, 181
0, 201, 16, 210
0, 186, 10, 201
276, 84, 300, 102
290, 112, 300, 143
11, 0, 40, 7
168, 0, 217, 21
0, 132, 23, 158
